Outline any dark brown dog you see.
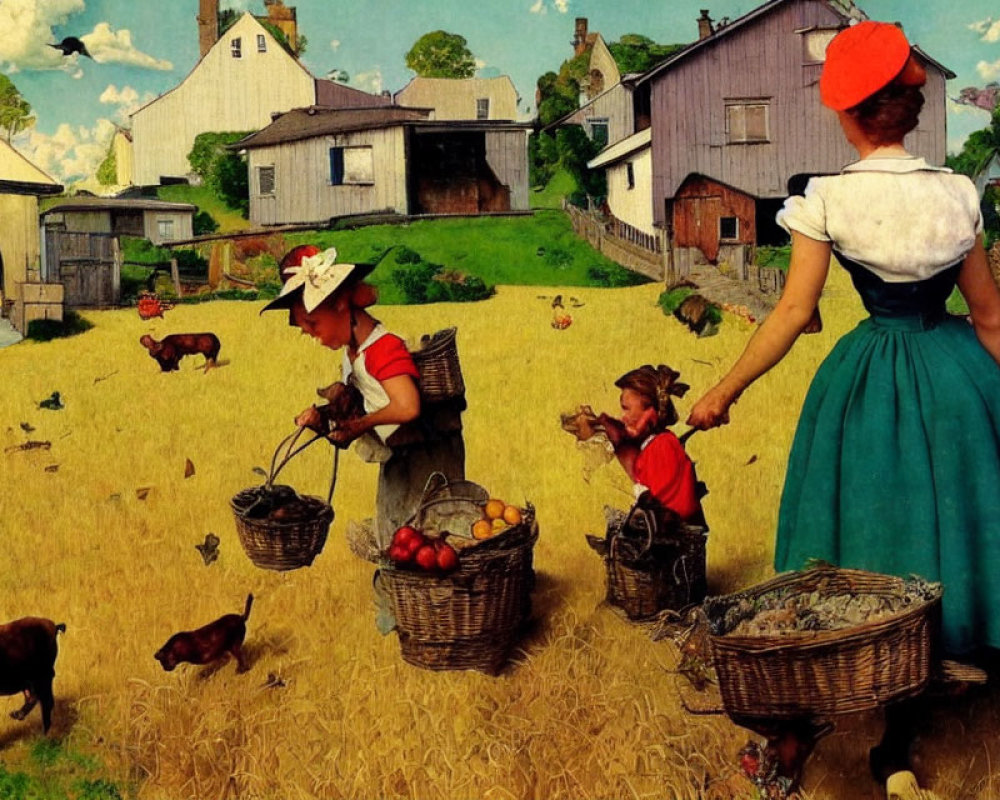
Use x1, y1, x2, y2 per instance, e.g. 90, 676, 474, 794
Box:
0, 617, 66, 733
154, 594, 252, 673
139, 333, 221, 372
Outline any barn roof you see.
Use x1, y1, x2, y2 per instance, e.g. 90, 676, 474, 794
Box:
41, 198, 196, 214
633, 0, 954, 87
233, 105, 531, 150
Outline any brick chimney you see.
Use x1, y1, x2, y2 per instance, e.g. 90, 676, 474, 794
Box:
197, 0, 219, 58
697, 9, 714, 40
572, 18, 589, 56
262, 0, 299, 54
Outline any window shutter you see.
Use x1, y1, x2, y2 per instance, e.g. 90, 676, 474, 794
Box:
329, 147, 344, 185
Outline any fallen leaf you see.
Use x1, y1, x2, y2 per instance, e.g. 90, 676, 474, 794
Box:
136, 486, 152, 500
195, 533, 220, 565
184, 458, 196, 478
19, 422, 35, 433
5, 440, 51, 453
745, 454, 758, 466
44, 464, 59, 473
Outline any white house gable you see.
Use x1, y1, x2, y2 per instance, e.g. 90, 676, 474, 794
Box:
130, 13, 316, 185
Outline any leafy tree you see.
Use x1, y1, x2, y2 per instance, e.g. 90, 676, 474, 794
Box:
946, 105, 1000, 179
187, 131, 252, 216
405, 31, 476, 78
96, 145, 117, 186
0, 74, 35, 142
608, 34, 684, 74
193, 209, 219, 235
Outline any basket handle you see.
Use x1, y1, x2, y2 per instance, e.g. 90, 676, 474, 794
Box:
267, 427, 327, 488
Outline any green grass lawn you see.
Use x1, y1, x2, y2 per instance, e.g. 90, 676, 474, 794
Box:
530, 167, 578, 210
280, 210, 649, 304
156, 184, 251, 234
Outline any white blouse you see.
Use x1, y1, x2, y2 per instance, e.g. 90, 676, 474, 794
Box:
776, 155, 983, 283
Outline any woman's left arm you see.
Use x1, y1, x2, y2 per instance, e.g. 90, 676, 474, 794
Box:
957, 235, 1000, 366
328, 374, 421, 445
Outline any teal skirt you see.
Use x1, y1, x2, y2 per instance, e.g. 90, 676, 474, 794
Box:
774, 313, 1000, 655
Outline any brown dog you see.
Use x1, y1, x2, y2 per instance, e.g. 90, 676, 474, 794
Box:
0, 617, 65, 733
154, 594, 252, 673
139, 333, 221, 372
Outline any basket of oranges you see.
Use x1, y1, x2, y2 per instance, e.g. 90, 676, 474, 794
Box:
379, 473, 537, 674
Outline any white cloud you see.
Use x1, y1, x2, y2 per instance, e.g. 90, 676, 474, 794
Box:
969, 18, 1000, 43
353, 68, 383, 95
84, 23, 172, 70
13, 117, 117, 182
0, 0, 170, 73
99, 84, 156, 124
977, 58, 1000, 82
330, 39, 341, 51
554, 0, 569, 12
529, 0, 546, 14
948, 97, 990, 115
529, 0, 568, 15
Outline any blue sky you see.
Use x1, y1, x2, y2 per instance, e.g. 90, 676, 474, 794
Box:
2, 0, 999, 183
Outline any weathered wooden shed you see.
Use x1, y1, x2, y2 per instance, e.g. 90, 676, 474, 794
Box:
0, 139, 63, 332
39, 198, 194, 308
236, 106, 531, 226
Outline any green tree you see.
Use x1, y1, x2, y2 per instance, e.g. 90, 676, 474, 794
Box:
187, 131, 251, 216
96, 145, 117, 185
405, 31, 476, 78
946, 105, 1000, 179
0, 74, 35, 142
608, 34, 684, 74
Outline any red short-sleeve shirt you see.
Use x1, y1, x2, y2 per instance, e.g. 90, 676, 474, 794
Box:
633, 431, 701, 520
362, 333, 420, 382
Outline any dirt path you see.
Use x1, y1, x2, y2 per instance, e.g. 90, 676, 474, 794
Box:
682, 264, 781, 321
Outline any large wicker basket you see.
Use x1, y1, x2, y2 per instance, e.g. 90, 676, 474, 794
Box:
380, 496, 537, 673
596, 505, 708, 620
411, 328, 464, 403
704, 567, 942, 718
231, 488, 333, 571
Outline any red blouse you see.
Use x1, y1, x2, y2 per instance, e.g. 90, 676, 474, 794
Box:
633, 431, 701, 520
362, 333, 420, 382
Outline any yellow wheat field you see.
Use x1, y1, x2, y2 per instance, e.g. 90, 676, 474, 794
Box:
0, 264, 997, 799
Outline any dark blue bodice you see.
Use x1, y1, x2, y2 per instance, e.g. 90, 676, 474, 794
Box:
834, 251, 961, 322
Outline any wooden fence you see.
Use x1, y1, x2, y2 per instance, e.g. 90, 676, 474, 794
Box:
563, 201, 667, 281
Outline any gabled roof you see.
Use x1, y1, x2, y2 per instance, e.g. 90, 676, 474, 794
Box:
131, 12, 316, 120
0, 139, 60, 190
234, 106, 433, 149
41, 198, 195, 214
634, 0, 954, 86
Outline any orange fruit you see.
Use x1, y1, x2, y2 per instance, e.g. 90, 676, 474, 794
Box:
502, 505, 522, 526
472, 519, 493, 540
484, 499, 505, 520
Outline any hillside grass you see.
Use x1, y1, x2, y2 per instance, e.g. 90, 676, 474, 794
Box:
530, 167, 579, 210
156, 184, 251, 234
0, 264, 997, 799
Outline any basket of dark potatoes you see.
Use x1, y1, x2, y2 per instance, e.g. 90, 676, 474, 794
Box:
587, 495, 708, 620
379, 472, 538, 674
702, 565, 943, 720
230, 429, 335, 571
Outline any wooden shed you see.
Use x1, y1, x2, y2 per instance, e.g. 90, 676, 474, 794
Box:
40, 197, 196, 244
236, 105, 531, 226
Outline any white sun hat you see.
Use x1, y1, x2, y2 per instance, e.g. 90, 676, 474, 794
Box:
260, 247, 375, 314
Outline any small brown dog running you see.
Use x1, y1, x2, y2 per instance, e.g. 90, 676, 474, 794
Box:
154, 594, 253, 673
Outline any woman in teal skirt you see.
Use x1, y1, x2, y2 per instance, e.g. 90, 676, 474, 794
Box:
688, 20, 1000, 798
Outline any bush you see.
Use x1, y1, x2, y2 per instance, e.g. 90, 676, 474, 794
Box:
389, 248, 494, 304
756, 245, 791, 272
587, 262, 651, 287
26, 310, 94, 341
120, 262, 154, 300
193, 209, 219, 235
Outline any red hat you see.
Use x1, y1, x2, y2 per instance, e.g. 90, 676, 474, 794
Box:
820, 21, 923, 111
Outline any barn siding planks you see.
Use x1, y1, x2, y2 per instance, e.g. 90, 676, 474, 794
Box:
248, 126, 409, 225
649, 1, 951, 228
131, 14, 316, 185
485, 130, 529, 211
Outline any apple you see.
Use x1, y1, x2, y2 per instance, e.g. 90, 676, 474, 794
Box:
388, 543, 409, 563
415, 544, 438, 571
392, 525, 421, 549
435, 543, 458, 572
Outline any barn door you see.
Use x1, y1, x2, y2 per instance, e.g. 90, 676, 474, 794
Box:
674, 195, 722, 263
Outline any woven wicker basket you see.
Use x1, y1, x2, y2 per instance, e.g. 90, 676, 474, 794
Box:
231, 490, 333, 571
705, 567, 942, 718
602, 505, 708, 620
411, 328, 464, 402
381, 502, 537, 673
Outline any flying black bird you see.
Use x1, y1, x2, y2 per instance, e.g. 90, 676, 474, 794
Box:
49, 37, 92, 59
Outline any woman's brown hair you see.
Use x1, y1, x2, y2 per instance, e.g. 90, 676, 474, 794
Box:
846, 80, 925, 146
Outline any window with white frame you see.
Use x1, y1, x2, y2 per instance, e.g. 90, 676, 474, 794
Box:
720, 216, 739, 241
726, 100, 770, 143
803, 29, 838, 63
476, 98, 490, 120
257, 34, 267, 53
329, 146, 375, 185
257, 165, 275, 196
230, 37, 242, 58
157, 219, 175, 240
